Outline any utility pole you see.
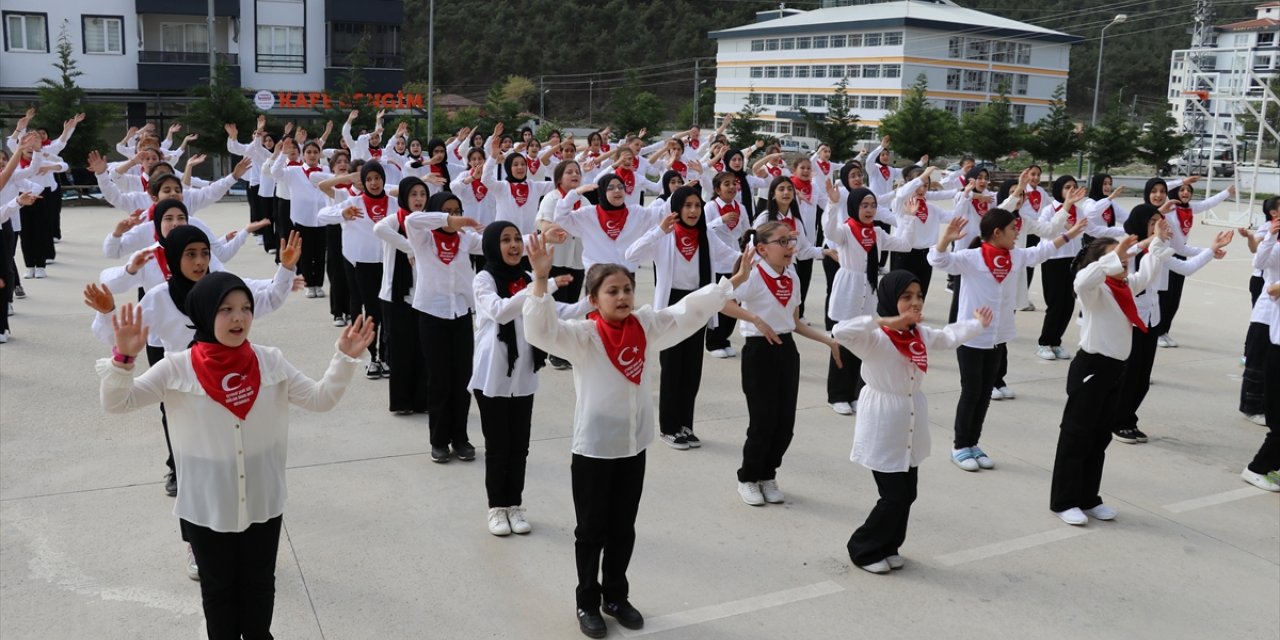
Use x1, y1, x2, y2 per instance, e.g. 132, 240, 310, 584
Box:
589, 78, 594, 125
207, 0, 215, 85
540, 75, 545, 123
426, 0, 436, 138
692, 60, 700, 127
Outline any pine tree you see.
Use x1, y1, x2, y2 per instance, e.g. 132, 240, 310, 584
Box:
1085, 99, 1138, 172
33, 20, 115, 169
1134, 107, 1192, 173
877, 74, 960, 161
1023, 85, 1081, 180
799, 77, 873, 160
962, 85, 1022, 163
185, 62, 258, 161
727, 87, 774, 158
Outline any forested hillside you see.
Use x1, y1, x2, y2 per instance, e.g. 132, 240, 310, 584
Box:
401, 0, 1256, 120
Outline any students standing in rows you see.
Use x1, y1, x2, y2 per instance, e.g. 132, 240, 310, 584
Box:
522, 233, 748, 639
536, 160, 588, 370
317, 152, 359, 327
372, 177, 432, 415
703, 164, 758, 358
484, 124, 557, 235
272, 138, 331, 299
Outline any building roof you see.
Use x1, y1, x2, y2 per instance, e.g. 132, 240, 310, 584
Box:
435, 93, 480, 108
708, 0, 1080, 44
1217, 17, 1280, 32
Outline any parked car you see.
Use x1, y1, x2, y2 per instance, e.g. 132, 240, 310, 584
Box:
945, 160, 1001, 173
1167, 148, 1235, 177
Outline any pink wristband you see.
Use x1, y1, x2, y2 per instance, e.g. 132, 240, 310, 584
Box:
112, 347, 135, 365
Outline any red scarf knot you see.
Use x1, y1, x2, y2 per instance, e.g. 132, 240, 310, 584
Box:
980, 242, 1012, 283
757, 264, 793, 307
589, 311, 646, 385
1105, 276, 1148, 332
881, 327, 928, 372
191, 341, 261, 420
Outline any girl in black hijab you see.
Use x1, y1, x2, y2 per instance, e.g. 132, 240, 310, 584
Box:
375, 177, 431, 415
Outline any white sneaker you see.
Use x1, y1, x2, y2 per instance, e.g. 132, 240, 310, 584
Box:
32, 268, 46, 279
951, 448, 980, 472
1020, 303, 1037, 312
829, 401, 854, 415
970, 446, 995, 470
1084, 504, 1117, 521
709, 348, 732, 359
885, 554, 905, 570
737, 481, 765, 506
0, 331, 9, 344
1052, 346, 1071, 360
1241, 468, 1280, 492
997, 386, 1016, 400
859, 559, 892, 574
256, 235, 265, 245
315, 288, 326, 298
23, 268, 34, 279
1244, 413, 1267, 426
333, 315, 347, 327
487, 507, 512, 535
723, 345, 737, 357
1055, 507, 1088, 526
990, 387, 1003, 401
304, 287, 318, 299
1157, 334, 1177, 348
186, 544, 200, 580
1035, 345, 1056, 361
759, 479, 785, 503
507, 506, 531, 534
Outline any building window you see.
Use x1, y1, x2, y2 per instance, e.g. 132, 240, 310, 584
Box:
766, 38, 779, 51
794, 94, 808, 107
751, 39, 765, 52
848, 33, 863, 47
812, 35, 828, 48
881, 96, 899, 110
1012, 104, 1027, 124
962, 101, 980, 115
780, 66, 793, 78
947, 68, 961, 90
862, 65, 880, 79
778, 94, 793, 107
82, 15, 123, 55
1260, 33, 1276, 46
1016, 43, 1031, 65
883, 64, 901, 78
776, 122, 790, 136
991, 41, 1014, 63
796, 36, 811, 49
812, 65, 826, 79
945, 100, 961, 116
861, 96, 878, 109
965, 38, 990, 61
748, 93, 761, 105
829, 64, 845, 78
884, 31, 903, 46
163, 23, 209, 54
763, 93, 777, 106
795, 65, 809, 78
830, 34, 846, 48
780, 37, 795, 50
962, 69, 988, 92
330, 22, 399, 68
991, 71, 1013, 93
864, 32, 882, 47
948, 36, 962, 59
750, 66, 763, 78
257, 25, 304, 71
765, 66, 778, 78
4, 12, 48, 52
1015, 74, 1029, 95
791, 122, 808, 138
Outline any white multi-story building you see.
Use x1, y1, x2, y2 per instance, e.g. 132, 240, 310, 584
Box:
708, 0, 1078, 147
1, 0, 405, 118
1168, 3, 1280, 147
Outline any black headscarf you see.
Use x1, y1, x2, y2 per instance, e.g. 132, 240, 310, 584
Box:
162, 225, 210, 314
425, 138, 451, 188
597, 174, 626, 211
1143, 177, 1168, 206
185, 271, 253, 345
503, 153, 526, 184
876, 269, 921, 321
1051, 175, 1076, 203
839, 162, 864, 190
360, 161, 386, 196
966, 165, 989, 183
481, 221, 545, 376
846, 187, 881, 289
660, 170, 683, 202
1124, 203, 1159, 240
1088, 174, 1111, 202
152, 198, 187, 241
407, 137, 424, 164
428, 191, 462, 216
723, 149, 754, 218
390, 177, 427, 300
670, 186, 712, 288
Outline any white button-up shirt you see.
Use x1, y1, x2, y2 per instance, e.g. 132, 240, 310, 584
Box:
554, 191, 664, 272
734, 261, 800, 337
822, 207, 914, 321
928, 240, 1060, 349
403, 212, 482, 318
1075, 246, 1165, 360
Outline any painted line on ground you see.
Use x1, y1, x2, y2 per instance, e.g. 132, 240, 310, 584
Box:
1163, 487, 1265, 514
935, 527, 1093, 566
618, 580, 844, 637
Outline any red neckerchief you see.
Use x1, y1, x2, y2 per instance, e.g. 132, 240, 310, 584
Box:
140, 175, 149, 192
470, 179, 488, 202
791, 177, 813, 202
527, 154, 541, 174
509, 182, 530, 206
689, 138, 700, 150
765, 163, 782, 177
980, 242, 1012, 283
615, 166, 636, 195
395, 208, 411, 236
878, 164, 890, 180
429, 163, 444, 175
672, 159, 688, 178
958, 175, 967, 188
287, 160, 302, 167
18, 156, 31, 169
595, 204, 628, 240
369, 148, 383, 159
1102, 205, 1115, 226
1105, 276, 1148, 333
1014, 214, 1024, 233
601, 142, 612, 152
881, 327, 927, 372
972, 196, 989, 216
453, 145, 462, 160
778, 215, 797, 232
757, 263, 793, 307
335, 183, 355, 197
154, 246, 171, 279
507, 275, 529, 296
1175, 205, 1193, 236
40, 139, 51, 147
673, 224, 698, 261
588, 311, 646, 385
816, 160, 831, 176
362, 192, 390, 222
190, 341, 261, 420
845, 216, 876, 252
718, 200, 740, 229
913, 198, 929, 223
557, 187, 581, 210
1027, 189, 1042, 211
431, 229, 460, 264
713, 161, 725, 172
302, 165, 322, 178
1057, 203, 1077, 226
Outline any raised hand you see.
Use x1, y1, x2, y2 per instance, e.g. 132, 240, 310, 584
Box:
112, 209, 143, 237
338, 315, 376, 358
224, 123, 239, 137
347, 110, 359, 123
1116, 233, 1139, 258
1155, 217, 1172, 241
124, 250, 155, 275
83, 283, 115, 314
881, 309, 922, 331
526, 232, 554, 278
168, 123, 182, 135
445, 216, 483, 232
942, 217, 968, 244
232, 156, 253, 180
541, 225, 569, 244
659, 213, 677, 234
729, 247, 758, 289
279, 230, 302, 270
342, 205, 363, 220
973, 305, 994, 327
186, 154, 207, 169
112, 303, 149, 359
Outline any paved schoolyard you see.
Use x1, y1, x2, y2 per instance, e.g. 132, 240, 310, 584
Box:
1, 200, 1275, 639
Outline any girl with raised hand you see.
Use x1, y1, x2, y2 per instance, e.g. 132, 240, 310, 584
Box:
890, 165, 951, 293
522, 231, 747, 639
868, 135, 928, 198
1155, 178, 1235, 348
1240, 203, 1280, 427
471, 221, 585, 536
371, 177, 432, 415
703, 170, 753, 358
754, 175, 824, 321
929, 211, 1089, 473
1033, 176, 1090, 362
482, 124, 557, 234
1241, 217, 1280, 492
834, 271, 991, 573
99, 274, 373, 640
272, 138, 332, 299
553, 173, 665, 274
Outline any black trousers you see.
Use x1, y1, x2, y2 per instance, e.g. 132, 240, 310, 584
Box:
795, 257, 813, 319
17, 188, 53, 268
572, 451, 645, 610
383, 300, 429, 413
1050, 350, 1125, 512
1025, 234, 1040, 284
246, 184, 261, 227
182, 515, 283, 640
344, 261, 385, 360
890, 248, 932, 296
549, 265, 584, 303
0, 221, 14, 334
1248, 342, 1280, 474
294, 224, 326, 287
48, 184, 62, 245
659, 289, 707, 436
954, 344, 1002, 449
257, 195, 278, 251
1249, 275, 1264, 308
475, 392, 534, 507
738, 334, 799, 482
419, 311, 473, 448
273, 199, 294, 265
145, 344, 176, 474
326, 226, 350, 318
704, 273, 737, 351
825, 312, 862, 405
847, 467, 918, 567
1241, 322, 1269, 416
1154, 262, 1186, 337
1114, 327, 1159, 432
1038, 257, 1075, 347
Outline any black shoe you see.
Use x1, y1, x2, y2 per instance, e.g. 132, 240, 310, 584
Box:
1113, 429, 1140, 444
164, 471, 177, 497
682, 428, 702, 448
550, 355, 572, 370
365, 361, 383, 379
380, 361, 391, 378
14, 285, 25, 299
603, 600, 643, 630
577, 608, 607, 638
431, 447, 451, 463
1132, 428, 1149, 443
454, 442, 476, 461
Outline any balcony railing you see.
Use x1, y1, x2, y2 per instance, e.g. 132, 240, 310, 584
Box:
256, 54, 306, 72
138, 51, 239, 65
327, 53, 401, 69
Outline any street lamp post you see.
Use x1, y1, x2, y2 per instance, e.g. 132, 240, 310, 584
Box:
426, 0, 436, 138
1087, 14, 1127, 178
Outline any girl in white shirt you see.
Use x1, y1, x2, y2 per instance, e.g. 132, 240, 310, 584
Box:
626, 186, 737, 449
890, 165, 950, 295
1035, 175, 1091, 361
723, 221, 843, 506
703, 171, 753, 357
1049, 231, 1166, 525
471, 221, 583, 537
536, 159, 587, 309
553, 174, 664, 273
317, 152, 358, 327
272, 139, 331, 298
1157, 179, 1235, 348
754, 175, 825, 321
834, 270, 991, 573
521, 234, 746, 638
1242, 221, 1280, 492
372, 177, 432, 415
405, 192, 484, 463
99, 272, 372, 640
1240, 204, 1280, 426
483, 132, 557, 235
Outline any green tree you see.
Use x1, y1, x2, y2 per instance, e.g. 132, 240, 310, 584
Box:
33, 20, 115, 169
1134, 106, 1192, 171
501, 75, 538, 112
315, 31, 376, 134
607, 72, 665, 137
1023, 85, 1081, 179
799, 77, 873, 160
962, 86, 1021, 162
1085, 99, 1139, 172
727, 88, 774, 156
477, 81, 525, 136
877, 74, 960, 161
675, 85, 716, 129
1234, 76, 1280, 161
184, 62, 258, 161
